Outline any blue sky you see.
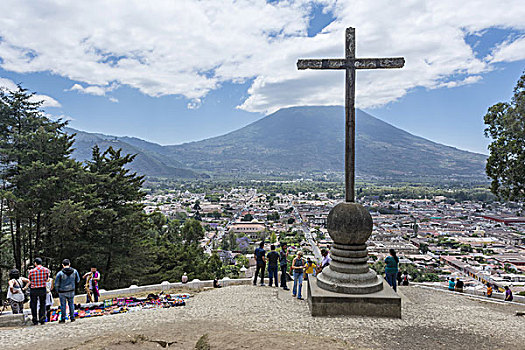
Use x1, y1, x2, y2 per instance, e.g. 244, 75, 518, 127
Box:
1, 1, 524, 154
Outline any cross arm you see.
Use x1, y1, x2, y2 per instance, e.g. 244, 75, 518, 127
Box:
297, 59, 346, 70
354, 57, 404, 69
297, 57, 404, 70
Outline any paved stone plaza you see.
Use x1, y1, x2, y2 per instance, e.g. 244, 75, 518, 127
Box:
0, 285, 524, 349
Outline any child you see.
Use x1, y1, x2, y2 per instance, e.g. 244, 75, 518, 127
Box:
304, 257, 317, 281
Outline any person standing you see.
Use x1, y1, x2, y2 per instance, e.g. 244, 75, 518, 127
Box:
181, 272, 188, 284
55, 259, 80, 323
83, 265, 101, 302
36, 277, 54, 322
291, 251, 305, 300
448, 278, 456, 291
28, 257, 50, 325
486, 283, 493, 298
317, 249, 331, 274
253, 242, 266, 286
7, 269, 30, 314
504, 286, 513, 302
279, 243, 289, 291
384, 249, 399, 292
267, 245, 279, 287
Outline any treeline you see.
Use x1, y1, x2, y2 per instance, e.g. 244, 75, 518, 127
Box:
0, 86, 221, 300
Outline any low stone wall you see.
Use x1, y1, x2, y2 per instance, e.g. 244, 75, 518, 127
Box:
415, 282, 525, 304
88, 277, 258, 299
0, 313, 29, 327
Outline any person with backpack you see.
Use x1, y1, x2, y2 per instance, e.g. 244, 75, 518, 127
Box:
384, 249, 399, 292
54, 259, 80, 323
7, 269, 30, 314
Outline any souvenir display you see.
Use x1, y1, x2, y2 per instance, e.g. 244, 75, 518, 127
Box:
47, 293, 187, 322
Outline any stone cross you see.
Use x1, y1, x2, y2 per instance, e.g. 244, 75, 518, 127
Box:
297, 27, 404, 202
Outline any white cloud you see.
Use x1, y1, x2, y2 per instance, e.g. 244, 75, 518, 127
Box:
68, 83, 118, 96
0, 77, 17, 90
488, 35, 525, 63
0, 77, 61, 107
109, 97, 119, 103
0, 1, 524, 114
187, 98, 202, 110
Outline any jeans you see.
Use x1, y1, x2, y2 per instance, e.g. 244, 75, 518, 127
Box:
385, 272, 397, 292
254, 262, 266, 285
268, 265, 278, 286
293, 272, 303, 298
59, 291, 76, 321
30, 287, 47, 324
280, 265, 288, 288
9, 299, 24, 314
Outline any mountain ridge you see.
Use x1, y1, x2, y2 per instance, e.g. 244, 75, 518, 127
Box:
65, 106, 487, 180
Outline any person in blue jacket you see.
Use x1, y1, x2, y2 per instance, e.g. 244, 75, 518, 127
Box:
384, 249, 399, 292
54, 259, 80, 323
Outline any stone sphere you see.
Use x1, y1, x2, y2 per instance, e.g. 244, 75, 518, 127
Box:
327, 202, 373, 245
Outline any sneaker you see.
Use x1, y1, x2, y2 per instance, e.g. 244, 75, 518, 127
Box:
70, 318, 76, 322
298, 297, 304, 300
283, 287, 290, 291
59, 319, 65, 324
292, 294, 296, 297
260, 284, 266, 286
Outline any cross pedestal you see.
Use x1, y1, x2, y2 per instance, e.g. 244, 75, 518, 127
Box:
297, 27, 403, 317
307, 202, 401, 318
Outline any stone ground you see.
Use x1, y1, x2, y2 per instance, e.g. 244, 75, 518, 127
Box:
1, 284, 524, 350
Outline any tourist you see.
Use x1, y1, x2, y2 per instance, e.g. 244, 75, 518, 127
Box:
402, 271, 410, 286
396, 271, 403, 286
384, 249, 399, 292
253, 241, 266, 286
504, 286, 513, 302
279, 243, 289, 291
267, 244, 279, 287
182, 272, 188, 284
304, 257, 317, 281
455, 278, 464, 293
448, 278, 456, 291
83, 265, 101, 302
37, 277, 54, 322
55, 259, 80, 323
291, 251, 305, 300
7, 268, 30, 314
213, 278, 222, 288
486, 283, 493, 298
319, 249, 331, 273
28, 257, 51, 325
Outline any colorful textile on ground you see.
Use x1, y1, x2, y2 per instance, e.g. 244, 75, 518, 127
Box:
48, 293, 188, 322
